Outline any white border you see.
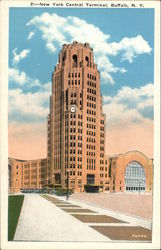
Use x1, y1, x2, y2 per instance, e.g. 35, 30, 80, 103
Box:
0, 1, 160, 249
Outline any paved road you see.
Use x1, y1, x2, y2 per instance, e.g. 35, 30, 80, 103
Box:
71, 192, 153, 219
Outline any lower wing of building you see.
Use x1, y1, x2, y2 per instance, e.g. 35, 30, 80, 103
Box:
8, 150, 153, 194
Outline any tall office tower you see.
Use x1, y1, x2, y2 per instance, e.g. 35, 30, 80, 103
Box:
47, 41, 106, 192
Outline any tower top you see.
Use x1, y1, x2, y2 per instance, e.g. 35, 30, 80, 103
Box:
62, 41, 92, 50
55, 41, 96, 71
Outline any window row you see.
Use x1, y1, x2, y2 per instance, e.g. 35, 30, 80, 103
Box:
68, 72, 80, 78
65, 136, 82, 141
87, 95, 96, 102
78, 121, 82, 126
87, 73, 96, 80
66, 128, 77, 133
87, 123, 96, 129
87, 117, 96, 123
87, 151, 95, 156
87, 109, 96, 115
70, 121, 76, 126
70, 100, 77, 105
87, 158, 96, 163
70, 100, 82, 107
66, 128, 78, 133
87, 165, 96, 170
66, 164, 82, 169
70, 135, 76, 140
87, 81, 96, 88
87, 130, 96, 136
68, 80, 80, 85
87, 102, 96, 109
87, 137, 95, 143
78, 114, 82, 119
71, 92, 77, 97
87, 144, 95, 150
69, 113, 82, 119
87, 88, 96, 95
69, 171, 82, 176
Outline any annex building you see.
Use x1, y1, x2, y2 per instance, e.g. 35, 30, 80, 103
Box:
9, 42, 153, 194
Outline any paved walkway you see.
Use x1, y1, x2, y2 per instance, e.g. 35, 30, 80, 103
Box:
14, 194, 152, 242
14, 194, 109, 241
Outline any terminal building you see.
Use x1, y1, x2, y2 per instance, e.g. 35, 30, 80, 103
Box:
47, 41, 106, 192
8, 42, 153, 194
8, 151, 153, 194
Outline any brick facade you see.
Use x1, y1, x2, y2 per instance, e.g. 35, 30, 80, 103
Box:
47, 42, 105, 192
8, 158, 47, 193
8, 150, 153, 193
8, 43, 153, 194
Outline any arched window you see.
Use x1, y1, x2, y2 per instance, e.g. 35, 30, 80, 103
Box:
72, 54, 77, 67
125, 161, 146, 192
62, 52, 66, 66
85, 56, 89, 66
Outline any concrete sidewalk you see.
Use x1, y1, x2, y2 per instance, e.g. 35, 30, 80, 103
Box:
14, 194, 109, 242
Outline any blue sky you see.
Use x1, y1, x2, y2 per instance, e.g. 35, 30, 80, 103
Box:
8, 7, 154, 159
9, 8, 154, 94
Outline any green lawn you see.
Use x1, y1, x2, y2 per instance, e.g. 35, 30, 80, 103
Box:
8, 195, 24, 241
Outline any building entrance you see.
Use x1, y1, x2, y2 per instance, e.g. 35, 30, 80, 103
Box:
87, 174, 95, 185
125, 161, 146, 192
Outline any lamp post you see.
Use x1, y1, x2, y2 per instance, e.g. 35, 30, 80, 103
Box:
53, 173, 55, 194
66, 170, 69, 200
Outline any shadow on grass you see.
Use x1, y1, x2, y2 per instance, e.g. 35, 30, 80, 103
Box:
8, 195, 24, 241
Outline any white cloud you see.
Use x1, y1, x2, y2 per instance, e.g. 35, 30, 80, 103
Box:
9, 67, 51, 122
27, 31, 35, 40
9, 68, 28, 85
26, 13, 151, 84
103, 83, 154, 128
96, 55, 127, 84
9, 88, 49, 120
9, 67, 51, 92
46, 42, 57, 53
109, 35, 152, 63
12, 48, 30, 66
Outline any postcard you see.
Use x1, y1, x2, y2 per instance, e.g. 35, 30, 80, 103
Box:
0, 0, 160, 249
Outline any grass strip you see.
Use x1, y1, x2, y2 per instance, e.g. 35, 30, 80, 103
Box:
8, 195, 24, 241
